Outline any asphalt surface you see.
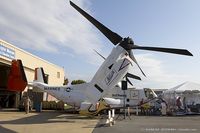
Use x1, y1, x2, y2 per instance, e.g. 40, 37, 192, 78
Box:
0, 109, 200, 133
93, 115, 200, 133
0, 109, 98, 133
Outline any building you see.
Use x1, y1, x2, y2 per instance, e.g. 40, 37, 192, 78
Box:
0, 39, 65, 108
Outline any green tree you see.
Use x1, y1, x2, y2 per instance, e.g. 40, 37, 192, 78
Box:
71, 80, 86, 85
63, 78, 69, 85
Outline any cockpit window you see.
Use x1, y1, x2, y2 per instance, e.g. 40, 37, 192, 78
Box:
144, 88, 155, 99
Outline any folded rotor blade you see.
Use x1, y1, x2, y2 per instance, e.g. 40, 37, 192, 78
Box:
126, 77, 133, 86
129, 51, 146, 77
126, 73, 141, 80
70, 1, 123, 45
93, 49, 106, 60
132, 46, 193, 56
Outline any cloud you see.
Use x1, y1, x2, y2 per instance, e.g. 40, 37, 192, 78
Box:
0, 0, 194, 89
0, 0, 103, 62
130, 54, 191, 89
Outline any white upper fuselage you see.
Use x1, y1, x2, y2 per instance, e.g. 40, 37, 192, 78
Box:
32, 45, 133, 110
84, 45, 133, 104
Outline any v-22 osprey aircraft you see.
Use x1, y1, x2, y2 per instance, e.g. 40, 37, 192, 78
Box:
9, 1, 193, 116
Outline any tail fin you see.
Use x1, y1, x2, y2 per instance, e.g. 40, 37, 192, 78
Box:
34, 67, 47, 83
7, 59, 27, 91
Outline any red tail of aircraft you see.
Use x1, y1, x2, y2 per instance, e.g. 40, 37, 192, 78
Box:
7, 59, 27, 91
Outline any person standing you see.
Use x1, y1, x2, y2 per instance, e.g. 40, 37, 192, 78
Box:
0, 97, 2, 109
25, 96, 30, 114
139, 98, 145, 115
183, 97, 187, 113
176, 97, 182, 111
161, 100, 167, 116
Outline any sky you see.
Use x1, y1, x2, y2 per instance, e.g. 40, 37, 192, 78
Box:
0, 0, 199, 89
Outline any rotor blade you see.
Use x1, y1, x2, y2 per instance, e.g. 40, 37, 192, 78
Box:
126, 73, 141, 80
129, 51, 146, 77
93, 49, 106, 60
70, 1, 123, 45
132, 46, 193, 56
126, 77, 133, 86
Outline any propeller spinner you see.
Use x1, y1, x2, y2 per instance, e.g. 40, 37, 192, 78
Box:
70, 1, 193, 77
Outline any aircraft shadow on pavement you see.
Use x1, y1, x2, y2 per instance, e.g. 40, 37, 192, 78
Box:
0, 110, 99, 133
0, 125, 17, 133
0, 111, 79, 125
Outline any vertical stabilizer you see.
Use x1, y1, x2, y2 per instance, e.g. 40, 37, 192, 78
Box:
7, 59, 27, 91
34, 67, 46, 83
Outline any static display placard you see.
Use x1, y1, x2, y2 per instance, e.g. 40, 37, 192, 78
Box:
0, 44, 15, 59
130, 90, 139, 100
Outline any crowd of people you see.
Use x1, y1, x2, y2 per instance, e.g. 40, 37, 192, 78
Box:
138, 96, 188, 116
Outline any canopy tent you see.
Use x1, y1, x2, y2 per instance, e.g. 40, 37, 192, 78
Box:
163, 82, 200, 114
164, 81, 200, 94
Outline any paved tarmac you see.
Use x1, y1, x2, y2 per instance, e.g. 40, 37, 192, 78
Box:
0, 109, 98, 133
0, 110, 200, 133
93, 115, 200, 133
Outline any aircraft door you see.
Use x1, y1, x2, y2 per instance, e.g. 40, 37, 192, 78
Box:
144, 88, 157, 99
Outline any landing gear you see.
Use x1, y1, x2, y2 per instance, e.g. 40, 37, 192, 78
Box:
106, 109, 115, 126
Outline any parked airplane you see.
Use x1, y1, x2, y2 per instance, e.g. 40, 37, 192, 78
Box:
8, 1, 193, 116
32, 67, 158, 115
104, 86, 158, 107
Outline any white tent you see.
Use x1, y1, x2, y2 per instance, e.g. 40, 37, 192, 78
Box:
163, 82, 200, 113
165, 81, 200, 93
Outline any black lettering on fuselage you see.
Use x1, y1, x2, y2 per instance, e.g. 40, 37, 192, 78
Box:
112, 94, 126, 97
44, 87, 60, 91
